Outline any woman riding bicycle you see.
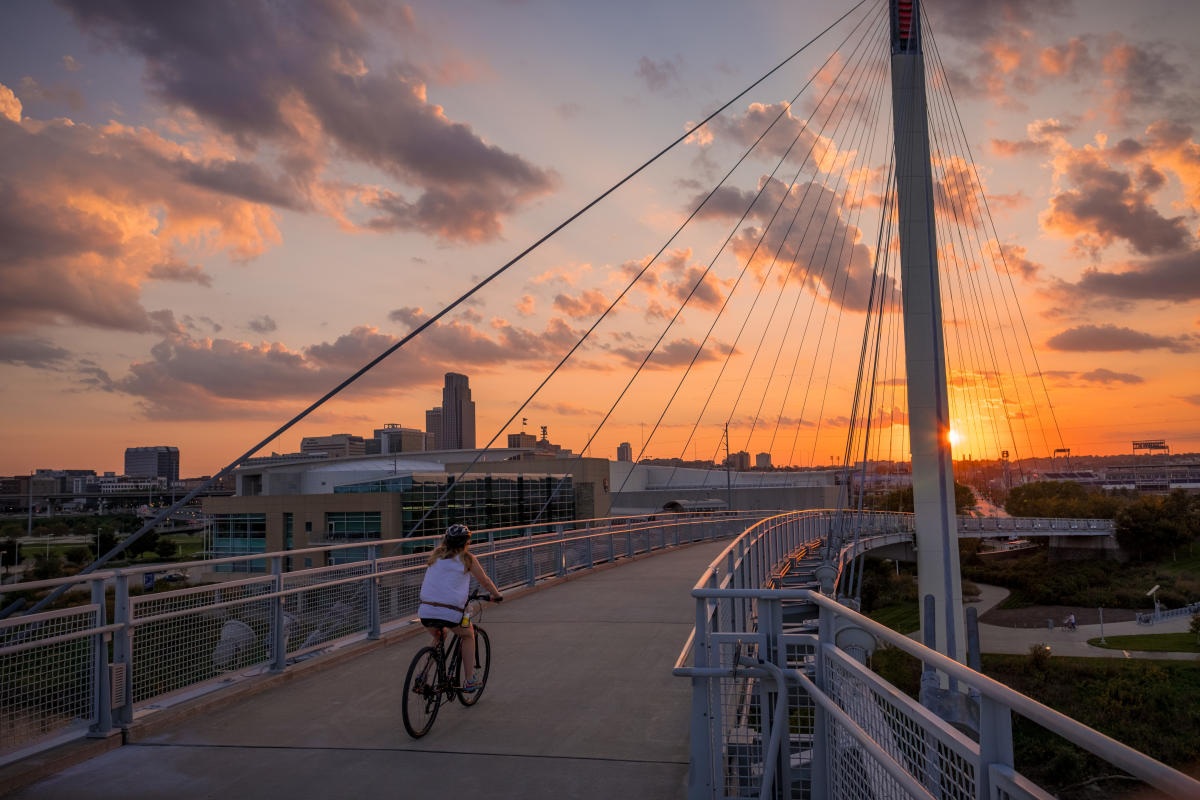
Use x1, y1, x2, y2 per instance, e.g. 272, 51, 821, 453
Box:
417, 524, 502, 692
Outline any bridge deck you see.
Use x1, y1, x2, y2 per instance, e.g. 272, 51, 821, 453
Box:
12, 539, 730, 800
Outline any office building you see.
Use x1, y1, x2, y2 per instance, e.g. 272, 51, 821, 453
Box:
124, 446, 180, 482
202, 448, 611, 572
300, 434, 366, 458
374, 424, 430, 454
425, 407, 443, 450
440, 373, 476, 450
726, 451, 751, 471
755, 452, 773, 469
508, 431, 537, 449
617, 442, 633, 462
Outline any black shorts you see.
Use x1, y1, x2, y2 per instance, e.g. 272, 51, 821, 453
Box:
421, 617, 461, 630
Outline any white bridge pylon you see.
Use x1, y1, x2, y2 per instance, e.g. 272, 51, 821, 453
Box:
889, 0, 966, 666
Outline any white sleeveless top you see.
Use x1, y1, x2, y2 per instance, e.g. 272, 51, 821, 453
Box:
418, 556, 471, 622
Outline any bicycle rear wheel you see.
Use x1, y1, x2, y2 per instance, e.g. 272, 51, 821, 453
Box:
454, 626, 491, 706
402, 646, 442, 738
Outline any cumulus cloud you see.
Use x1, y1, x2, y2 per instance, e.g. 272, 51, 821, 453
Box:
553, 288, 610, 319
147, 260, 213, 286
693, 102, 846, 173
59, 0, 556, 242
609, 337, 736, 370
1045, 324, 1197, 353
635, 56, 684, 94
0, 334, 72, 369
606, 248, 732, 319
992, 242, 1042, 281
1078, 367, 1143, 384
0, 95, 280, 334
87, 310, 590, 420
248, 315, 277, 334
689, 176, 893, 313
1041, 141, 1190, 256
1048, 250, 1200, 304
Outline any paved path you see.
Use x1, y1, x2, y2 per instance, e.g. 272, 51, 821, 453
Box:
11, 539, 731, 800
969, 584, 1198, 661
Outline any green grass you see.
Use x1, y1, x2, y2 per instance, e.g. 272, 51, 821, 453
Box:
867, 601, 920, 634
1087, 632, 1200, 653
981, 655, 1200, 797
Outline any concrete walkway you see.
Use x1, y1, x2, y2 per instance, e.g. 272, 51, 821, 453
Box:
10, 539, 731, 800
969, 584, 1198, 661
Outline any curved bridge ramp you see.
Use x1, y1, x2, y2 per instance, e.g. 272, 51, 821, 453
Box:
9, 540, 730, 800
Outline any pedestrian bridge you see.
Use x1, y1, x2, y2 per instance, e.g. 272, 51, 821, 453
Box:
1, 511, 1194, 799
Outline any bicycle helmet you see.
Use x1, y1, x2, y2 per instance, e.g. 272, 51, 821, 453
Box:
444, 523, 471, 547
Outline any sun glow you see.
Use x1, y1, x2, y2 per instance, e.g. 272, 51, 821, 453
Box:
948, 428, 962, 448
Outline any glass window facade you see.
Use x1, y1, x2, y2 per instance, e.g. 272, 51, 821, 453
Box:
334, 472, 574, 537
210, 513, 267, 572
325, 511, 382, 564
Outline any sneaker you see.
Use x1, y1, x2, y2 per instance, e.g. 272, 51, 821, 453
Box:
461, 676, 481, 693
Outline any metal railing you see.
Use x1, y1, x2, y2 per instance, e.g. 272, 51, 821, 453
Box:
1136, 600, 1200, 626
0, 510, 762, 763
674, 510, 1200, 800
955, 516, 1115, 537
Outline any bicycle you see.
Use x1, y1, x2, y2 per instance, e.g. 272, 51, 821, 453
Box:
402, 591, 494, 738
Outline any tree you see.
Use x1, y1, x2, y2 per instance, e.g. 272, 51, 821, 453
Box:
1114, 492, 1194, 561
31, 553, 65, 581
97, 529, 118, 557
155, 539, 177, 560
875, 482, 977, 515
1, 536, 18, 567
1004, 480, 1130, 519
124, 530, 160, 560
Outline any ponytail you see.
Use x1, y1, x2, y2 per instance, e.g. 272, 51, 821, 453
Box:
426, 541, 472, 571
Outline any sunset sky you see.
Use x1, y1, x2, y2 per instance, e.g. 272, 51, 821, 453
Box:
2, 0, 1198, 478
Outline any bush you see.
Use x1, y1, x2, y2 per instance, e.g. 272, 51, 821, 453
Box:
64, 546, 91, 565
155, 539, 177, 559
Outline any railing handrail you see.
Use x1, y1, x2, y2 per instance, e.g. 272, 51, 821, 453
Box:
1, 510, 768, 593
681, 513, 1200, 800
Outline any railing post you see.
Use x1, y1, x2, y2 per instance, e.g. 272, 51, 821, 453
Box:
585, 527, 593, 568
526, 531, 537, 588
978, 695, 1015, 799
270, 555, 287, 672
112, 572, 133, 728
366, 545, 381, 640
812, 601, 833, 800
87, 577, 113, 738
688, 588, 715, 799
625, 526, 633, 559
556, 525, 567, 577
608, 529, 616, 563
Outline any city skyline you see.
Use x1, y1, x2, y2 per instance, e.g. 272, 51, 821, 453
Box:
2, 1, 1199, 477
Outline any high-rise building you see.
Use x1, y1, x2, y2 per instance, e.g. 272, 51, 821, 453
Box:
300, 434, 366, 458
440, 373, 476, 450
755, 452, 773, 469
726, 451, 751, 471
374, 424, 430, 454
617, 442, 633, 462
425, 407, 443, 450
124, 446, 180, 482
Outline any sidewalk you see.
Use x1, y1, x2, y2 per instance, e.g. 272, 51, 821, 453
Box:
969, 584, 1198, 661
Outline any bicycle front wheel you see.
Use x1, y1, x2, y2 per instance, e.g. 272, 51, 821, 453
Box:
402, 646, 442, 738
455, 626, 491, 706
